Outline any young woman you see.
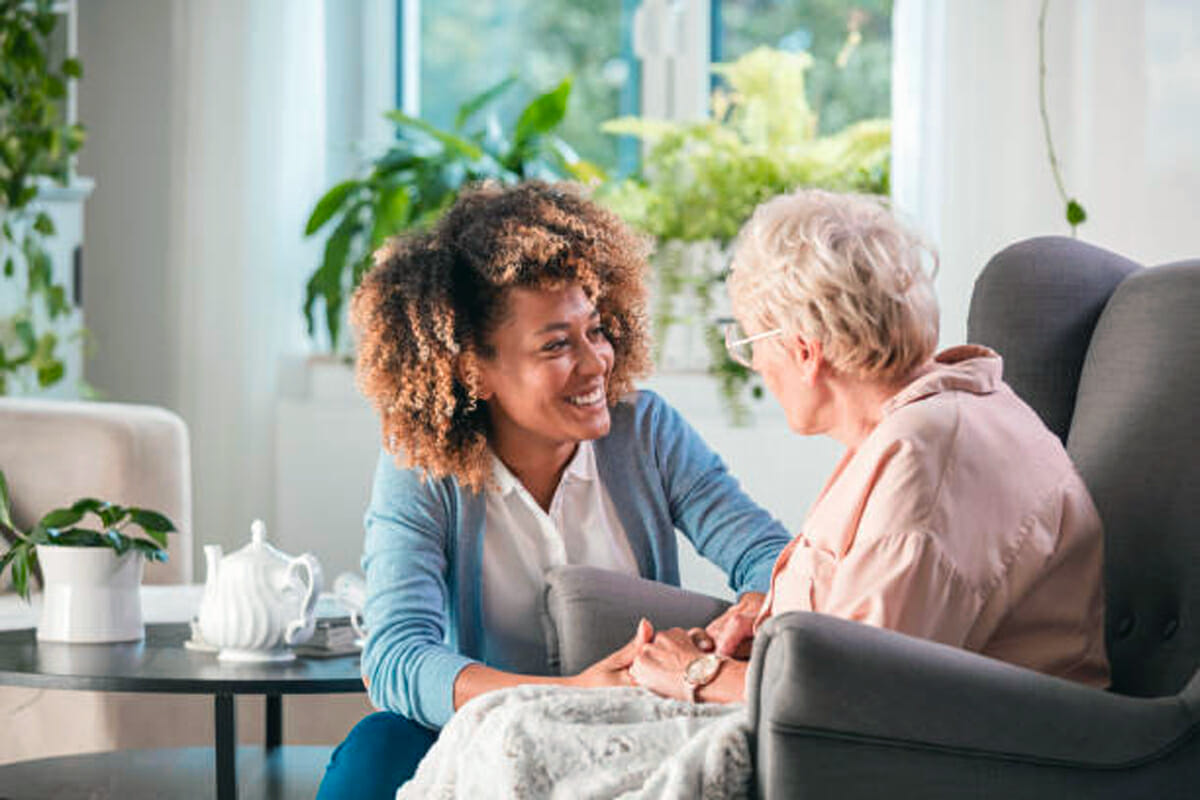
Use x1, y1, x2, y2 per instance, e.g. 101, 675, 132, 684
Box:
315, 182, 791, 799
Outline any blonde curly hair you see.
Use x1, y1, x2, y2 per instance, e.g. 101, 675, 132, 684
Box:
728, 189, 939, 382
351, 181, 653, 491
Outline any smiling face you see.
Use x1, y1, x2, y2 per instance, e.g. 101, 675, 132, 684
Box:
475, 283, 615, 466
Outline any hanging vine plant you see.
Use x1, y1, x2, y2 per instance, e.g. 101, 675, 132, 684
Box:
1038, 0, 1086, 235
0, 0, 87, 394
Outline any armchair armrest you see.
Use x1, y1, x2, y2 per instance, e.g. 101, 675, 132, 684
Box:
747, 612, 1200, 799
543, 565, 730, 675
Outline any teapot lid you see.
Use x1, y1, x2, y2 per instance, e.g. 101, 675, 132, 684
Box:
227, 518, 290, 566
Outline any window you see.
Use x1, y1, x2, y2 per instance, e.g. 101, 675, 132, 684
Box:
396, 0, 893, 171
718, 0, 892, 134
406, 0, 635, 169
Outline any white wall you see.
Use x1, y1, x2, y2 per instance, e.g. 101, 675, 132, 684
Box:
76, 1, 177, 408
894, 0, 1200, 350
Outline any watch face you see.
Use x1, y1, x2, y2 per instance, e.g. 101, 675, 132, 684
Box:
685, 653, 721, 684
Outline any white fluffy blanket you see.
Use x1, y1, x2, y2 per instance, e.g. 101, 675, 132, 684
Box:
396, 685, 751, 800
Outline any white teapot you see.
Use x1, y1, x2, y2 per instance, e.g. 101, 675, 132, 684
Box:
198, 519, 323, 662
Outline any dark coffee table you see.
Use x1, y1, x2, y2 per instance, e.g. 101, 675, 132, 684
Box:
0, 622, 365, 799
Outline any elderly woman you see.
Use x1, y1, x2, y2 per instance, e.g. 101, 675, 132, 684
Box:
315, 181, 791, 800
631, 187, 1110, 702
393, 189, 1110, 798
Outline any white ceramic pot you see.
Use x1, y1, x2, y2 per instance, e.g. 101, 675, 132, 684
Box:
35, 546, 145, 643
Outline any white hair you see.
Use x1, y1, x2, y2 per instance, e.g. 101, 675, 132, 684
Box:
728, 189, 939, 381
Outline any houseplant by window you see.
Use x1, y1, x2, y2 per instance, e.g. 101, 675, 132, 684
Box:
601, 46, 890, 421
303, 76, 603, 354
0, 469, 176, 642
0, 0, 87, 395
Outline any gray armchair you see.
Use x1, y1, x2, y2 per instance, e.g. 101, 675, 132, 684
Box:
544, 237, 1200, 798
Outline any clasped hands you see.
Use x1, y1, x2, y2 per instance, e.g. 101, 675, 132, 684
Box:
573, 591, 764, 702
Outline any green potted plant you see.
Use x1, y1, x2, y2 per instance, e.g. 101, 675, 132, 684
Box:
600, 46, 890, 421
0, 469, 176, 642
0, 0, 88, 395
303, 76, 604, 355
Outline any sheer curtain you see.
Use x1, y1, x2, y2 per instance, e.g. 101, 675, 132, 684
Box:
167, 0, 326, 553
892, 0, 1198, 346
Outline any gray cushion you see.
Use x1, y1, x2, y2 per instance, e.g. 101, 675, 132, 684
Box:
543, 565, 729, 675
968, 236, 1140, 442
1067, 260, 1200, 697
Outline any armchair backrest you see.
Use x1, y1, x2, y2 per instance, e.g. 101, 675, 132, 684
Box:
1066, 260, 1200, 697
0, 398, 194, 585
970, 240, 1200, 698
967, 236, 1140, 443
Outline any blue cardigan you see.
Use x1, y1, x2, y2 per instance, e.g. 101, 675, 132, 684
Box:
360, 390, 791, 729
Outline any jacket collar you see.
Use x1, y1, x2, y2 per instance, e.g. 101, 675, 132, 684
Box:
881, 345, 1003, 416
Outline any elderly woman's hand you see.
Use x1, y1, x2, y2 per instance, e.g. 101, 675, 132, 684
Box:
703, 591, 764, 659
571, 618, 654, 689
628, 627, 707, 701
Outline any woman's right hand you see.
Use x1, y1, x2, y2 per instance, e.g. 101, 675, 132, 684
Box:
704, 591, 765, 659
570, 618, 655, 689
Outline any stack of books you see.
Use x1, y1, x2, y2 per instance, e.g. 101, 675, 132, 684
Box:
294, 616, 362, 658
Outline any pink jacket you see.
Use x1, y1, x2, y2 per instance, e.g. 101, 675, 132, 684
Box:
756, 346, 1110, 687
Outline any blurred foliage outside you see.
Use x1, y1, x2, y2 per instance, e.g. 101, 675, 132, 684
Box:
420, 0, 626, 170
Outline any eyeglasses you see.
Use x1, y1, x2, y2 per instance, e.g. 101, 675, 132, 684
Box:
722, 320, 784, 368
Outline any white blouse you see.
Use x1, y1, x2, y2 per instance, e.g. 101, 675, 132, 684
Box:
481, 440, 639, 675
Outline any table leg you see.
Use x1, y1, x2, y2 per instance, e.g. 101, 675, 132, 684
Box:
265, 693, 282, 750
215, 692, 237, 800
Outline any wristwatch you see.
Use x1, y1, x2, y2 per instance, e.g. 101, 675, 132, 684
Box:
683, 653, 727, 702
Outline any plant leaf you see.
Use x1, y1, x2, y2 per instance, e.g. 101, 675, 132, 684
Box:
372, 148, 420, 175
513, 78, 571, 152
303, 211, 360, 347
304, 179, 361, 236
96, 503, 125, 528
130, 537, 169, 562
142, 528, 168, 549
0, 548, 17, 582
454, 75, 518, 131
70, 498, 106, 514
384, 110, 484, 160
11, 549, 30, 601
0, 470, 13, 530
49, 528, 107, 547
129, 508, 176, 534
1066, 199, 1087, 227
33, 212, 55, 236
370, 184, 412, 247
36, 358, 64, 387
38, 507, 84, 529
62, 58, 83, 79
107, 529, 132, 555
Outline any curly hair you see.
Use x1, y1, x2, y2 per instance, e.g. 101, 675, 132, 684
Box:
728, 189, 939, 382
351, 181, 653, 491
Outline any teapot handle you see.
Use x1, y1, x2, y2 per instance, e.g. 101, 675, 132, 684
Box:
284, 554, 324, 646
